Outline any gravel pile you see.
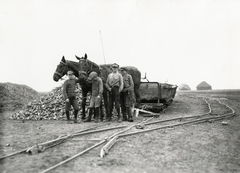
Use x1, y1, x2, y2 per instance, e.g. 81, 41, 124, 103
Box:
11, 86, 88, 120
0, 82, 40, 112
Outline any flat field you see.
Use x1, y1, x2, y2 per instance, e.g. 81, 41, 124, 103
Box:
0, 90, 240, 173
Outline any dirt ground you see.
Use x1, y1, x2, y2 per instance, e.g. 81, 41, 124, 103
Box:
0, 90, 240, 173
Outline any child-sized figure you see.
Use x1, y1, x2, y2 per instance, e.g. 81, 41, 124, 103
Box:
63, 71, 80, 123
84, 71, 103, 123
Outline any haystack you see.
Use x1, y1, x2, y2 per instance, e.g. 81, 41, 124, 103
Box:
178, 84, 191, 90
196, 81, 212, 90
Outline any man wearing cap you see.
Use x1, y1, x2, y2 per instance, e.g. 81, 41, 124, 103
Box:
120, 67, 135, 122
63, 70, 80, 123
106, 63, 123, 122
84, 71, 103, 123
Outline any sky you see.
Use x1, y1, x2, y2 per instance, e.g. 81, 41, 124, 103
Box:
0, 0, 240, 92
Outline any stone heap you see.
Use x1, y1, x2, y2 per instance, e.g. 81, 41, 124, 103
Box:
11, 86, 88, 120
0, 82, 40, 112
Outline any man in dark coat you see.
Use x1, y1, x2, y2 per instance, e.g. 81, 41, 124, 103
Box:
62, 70, 80, 123
120, 67, 135, 122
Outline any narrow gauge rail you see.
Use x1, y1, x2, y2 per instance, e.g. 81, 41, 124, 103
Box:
39, 97, 235, 173
0, 124, 129, 159
0, 118, 154, 160
1, 97, 235, 173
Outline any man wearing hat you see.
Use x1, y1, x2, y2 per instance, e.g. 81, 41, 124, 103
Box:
84, 71, 103, 123
62, 70, 80, 123
120, 67, 135, 122
106, 63, 123, 122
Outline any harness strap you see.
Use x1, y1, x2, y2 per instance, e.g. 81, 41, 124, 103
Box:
54, 71, 62, 76
54, 60, 69, 77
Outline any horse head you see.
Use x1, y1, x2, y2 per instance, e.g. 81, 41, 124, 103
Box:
53, 56, 69, 81
75, 53, 100, 82
53, 56, 79, 82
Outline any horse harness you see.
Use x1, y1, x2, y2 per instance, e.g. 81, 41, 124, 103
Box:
79, 59, 100, 76
54, 60, 69, 78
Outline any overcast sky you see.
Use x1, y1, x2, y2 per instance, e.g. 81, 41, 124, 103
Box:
1, 0, 240, 92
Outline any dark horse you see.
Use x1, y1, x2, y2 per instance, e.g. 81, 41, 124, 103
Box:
53, 56, 104, 119
76, 53, 141, 119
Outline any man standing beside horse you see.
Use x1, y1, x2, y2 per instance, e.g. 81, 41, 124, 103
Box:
120, 67, 135, 122
84, 71, 103, 123
63, 70, 80, 123
106, 63, 123, 122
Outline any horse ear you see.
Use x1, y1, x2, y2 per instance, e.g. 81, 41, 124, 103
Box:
61, 56, 66, 62
75, 55, 80, 60
84, 53, 87, 59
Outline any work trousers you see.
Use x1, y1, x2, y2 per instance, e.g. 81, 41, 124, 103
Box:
108, 86, 120, 116
120, 90, 135, 108
65, 96, 80, 111
89, 95, 102, 108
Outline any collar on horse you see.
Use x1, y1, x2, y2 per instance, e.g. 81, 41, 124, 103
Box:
86, 59, 93, 74
79, 59, 99, 75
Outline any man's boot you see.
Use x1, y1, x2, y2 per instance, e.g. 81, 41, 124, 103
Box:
66, 111, 71, 123
100, 106, 104, 122
117, 108, 122, 123
106, 108, 112, 122
84, 108, 93, 122
74, 110, 78, 123
121, 106, 127, 121
81, 103, 86, 120
66, 111, 70, 120
128, 107, 134, 122
94, 107, 99, 123
81, 111, 86, 120
93, 108, 96, 120
81, 115, 86, 120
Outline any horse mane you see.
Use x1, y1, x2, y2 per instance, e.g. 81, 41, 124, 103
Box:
87, 59, 99, 68
67, 60, 79, 68
66, 60, 80, 76
99, 64, 113, 69
85, 59, 101, 74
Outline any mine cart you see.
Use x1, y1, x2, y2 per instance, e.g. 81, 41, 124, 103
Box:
139, 82, 178, 113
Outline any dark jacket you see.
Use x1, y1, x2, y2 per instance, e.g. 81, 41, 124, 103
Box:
63, 79, 79, 99
91, 77, 103, 97
122, 73, 134, 92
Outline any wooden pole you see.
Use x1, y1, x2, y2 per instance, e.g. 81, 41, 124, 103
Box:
119, 113, 235, 138
99, 30, 106, 64
39, 140, 106, 173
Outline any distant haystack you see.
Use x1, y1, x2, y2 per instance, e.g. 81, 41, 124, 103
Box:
196, 81, 212, 90
179, 84, 191, 90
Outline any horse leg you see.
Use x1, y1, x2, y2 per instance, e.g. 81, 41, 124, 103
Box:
100, 99, 104, 121
120, 92, 127, 121
134, 84, 141, 107
81, 90, 87, 120
102, 88, 109, 120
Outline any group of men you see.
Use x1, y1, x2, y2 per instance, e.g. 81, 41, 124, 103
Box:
62, 63, 135, 123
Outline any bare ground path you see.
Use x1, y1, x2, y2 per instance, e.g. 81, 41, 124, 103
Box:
0, 90, 240, 173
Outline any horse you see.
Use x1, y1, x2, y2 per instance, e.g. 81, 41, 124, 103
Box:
53, 56, 104, 120
75, 54, 141, 120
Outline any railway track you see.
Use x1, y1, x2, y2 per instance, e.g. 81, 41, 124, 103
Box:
0, 96, 235, 173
